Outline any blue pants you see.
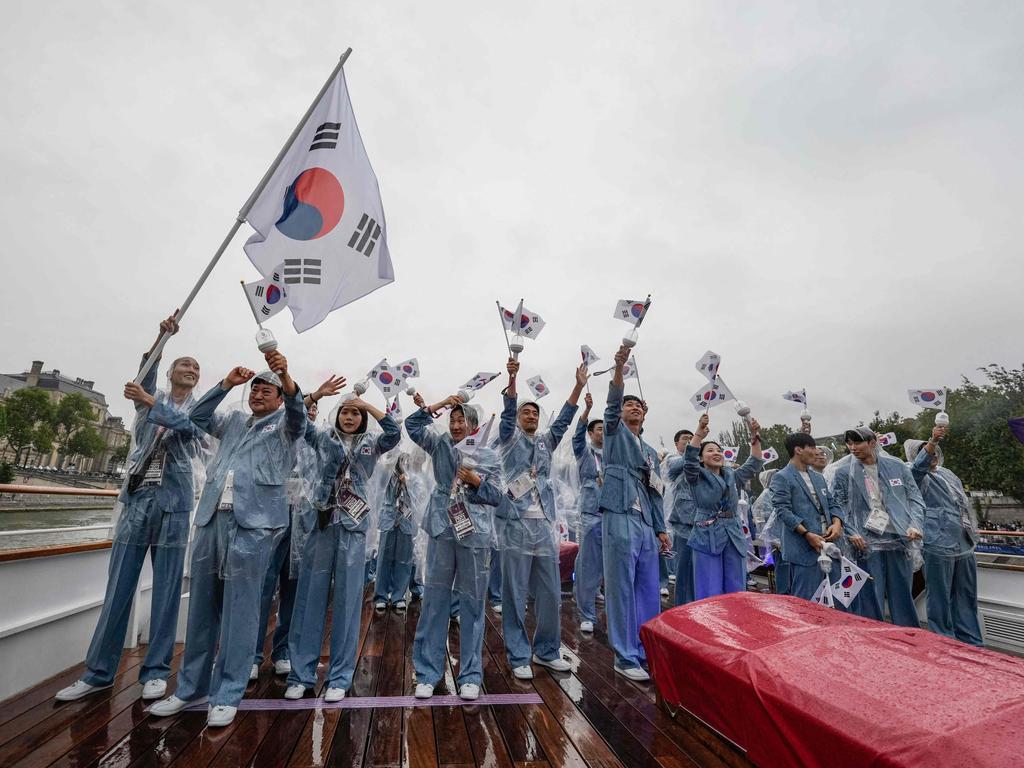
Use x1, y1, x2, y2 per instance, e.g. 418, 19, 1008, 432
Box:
924, 551, 983, 645
174, 511, 279, 707
413, 531, 488, 687
673, 543, 695, 606
602, 512, 660, 670
287, 524, 366, 691
858, 549, 918, 627
254, 527, 297, 664
487, 548, 502, 606
693, 544, 745, 601
773, 548, 791, 595
789, 559, 843, 606
374, 527, 415, 604
410, 565, 424, 597
501, 523, 562, 668
82, 517, 187, 686
574, 515, 603, 622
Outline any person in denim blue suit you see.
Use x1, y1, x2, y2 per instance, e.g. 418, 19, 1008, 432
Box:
572, 393, 604, 630
664, 429, 696, 605
373, 450, 428, 609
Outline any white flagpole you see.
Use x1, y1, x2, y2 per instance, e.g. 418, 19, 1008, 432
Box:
133, 48, 354, 384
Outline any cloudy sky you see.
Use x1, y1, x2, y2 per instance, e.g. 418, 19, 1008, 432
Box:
2, 1, 1021, 446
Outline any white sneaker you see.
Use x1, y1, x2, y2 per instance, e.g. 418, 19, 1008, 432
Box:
492, 603, 503, 614
512, 665, 533, 680
274, 659, 292, 676
249, 663, 259, 682
284, 684, 306, 700
55, 679, 111, 702
459, 683, 480, 701
660, 588, 670, 597
324, 687, 346, 703
394, 600, 407, 611
595, 593, 605, 604
149, 695, 189, 716
207, 704, 236, 727
668, 574, 677, 584
414, 683, 434, 699
374, 600, 387, 610
614, 665, 651, 682
533, 654, 571, 672
142, 679, 167, 701
579, 620, 594, 633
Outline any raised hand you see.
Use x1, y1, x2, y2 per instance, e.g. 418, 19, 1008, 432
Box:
575, 364, 589, 388
264, 350, 288, 376
695, 413, 710, 440
507, 358, 520, 378
124, 382, 156, 408
314, 374, 347, 401
224, 366, 255, 388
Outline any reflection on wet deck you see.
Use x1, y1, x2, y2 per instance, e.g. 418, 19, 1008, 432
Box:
0, 588, 750, 767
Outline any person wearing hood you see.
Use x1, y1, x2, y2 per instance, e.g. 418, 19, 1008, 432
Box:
831, 427, 926, 626
373, 449, 427, 610
664, 429, 697, 605
769, 433, 845, 601
496, 358, 585, 679
57, 314, 204, 704
572, 392, 604, 631
600, 345, 671, 681
285, 391, 401, 702
751, 468, 787, 593
406, 392, 503, 701
149, 348, 306, 727
906, 429, 983, 645
685, 412, 764, 601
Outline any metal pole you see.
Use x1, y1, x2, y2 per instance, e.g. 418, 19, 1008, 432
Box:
133, 49, 353, 384
496, 301, 513, 356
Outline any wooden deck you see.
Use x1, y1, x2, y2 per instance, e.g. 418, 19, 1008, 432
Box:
0, 587, 751, 767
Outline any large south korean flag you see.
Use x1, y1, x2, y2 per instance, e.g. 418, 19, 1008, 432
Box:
244, 64, 394, 333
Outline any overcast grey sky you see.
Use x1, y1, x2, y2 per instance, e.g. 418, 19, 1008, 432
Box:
2, 1, 1022, 445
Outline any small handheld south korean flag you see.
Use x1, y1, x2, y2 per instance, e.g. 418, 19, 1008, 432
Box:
695, 350, 722, 381
811, 575, 835, 608
782, 389, 807, 405
393, 358, 419, 382
367, 358, 401, 396
722, 446, 740, 463
242, 264, 289, 321
500, 303, 547, 340
908, 388, 946, 410
580, 345, 600, 367
760, 447, 779, 465
613, 296, 651, 347
691, 378, 734, 410
456, 413, 495, 458
386, 396, 403, 423
526, 375, 549, 400
877, 432, 898, 447
830, 556, 870, 608
463, 372, 500, 392
621, 357, 639, 381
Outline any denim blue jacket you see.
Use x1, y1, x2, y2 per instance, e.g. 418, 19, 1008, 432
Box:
911, 450, 976, 557
665, 455, 697, 539
683, 444, 762, 556
571, 418, 602, 521
769, 463, 845, 567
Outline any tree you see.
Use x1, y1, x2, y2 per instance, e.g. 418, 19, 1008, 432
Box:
868, 410, 917, 459
110, 442, 130, 468
0, 389, 56, 464
51, 393, 95, 467
67, 426, 105, 466
0, 462, 13, 484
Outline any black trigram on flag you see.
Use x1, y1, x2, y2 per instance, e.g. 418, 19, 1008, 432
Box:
309, 122, 340, 151
261, 305, 271, 316
255, 286, 266, 297
283, 258, 322, 285
348, 213, 381, 256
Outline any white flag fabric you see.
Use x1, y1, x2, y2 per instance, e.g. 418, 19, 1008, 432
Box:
622, 357, 639, 381
877, 432, 898, 447
580, 345, 600, 367
393, 358, 419, 382
830, 556, 870, 608
908, 388, 947, 410
244, 66, 394, 333
690, 377, 734, 410
500, 304, 546, 339
386, 396, 402, 422
456, 414, 495, 457
526, 375, 549, 399
761, 447, 780, 465
463, 372, 499, 391
811, 576, 835, 608
612, 299, 649, 326
243, 264, 289, 321
695, 350, 722, 381
722, 446, 740, 463
367, 358, 401, 396
782, 390, 807, 405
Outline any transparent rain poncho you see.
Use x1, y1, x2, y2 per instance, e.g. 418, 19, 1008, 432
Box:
752, 469, 781, 551
904, 439, 978, 560
550, 429, 581, 541
829, 442, 926, 568
366, 443, 432, 575
114, 358, 208, 549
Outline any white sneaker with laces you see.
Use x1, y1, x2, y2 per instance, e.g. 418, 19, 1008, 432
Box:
579, 620, 594, 633
512, 665, 534, 680
668, 574, 676, 584
492, 603, 503, 614
149, 695, 189, 716
274, 659, 292, 676
459, 683, 480, 701
414, 683, 434, 699
54, 679, 111, 702
142, 679, 167, 701
324, 687, 346, 702
614, 665, 651, 682
660, 587, 670, 597
207, 704, 237, 727
533, 654, 571, 672
394, 600, 407, 611
374, 600, 387, 610
249, 663, 259, 682
284, 684, 306, 700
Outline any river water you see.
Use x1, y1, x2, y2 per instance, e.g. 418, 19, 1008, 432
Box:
0, 505, 116, 551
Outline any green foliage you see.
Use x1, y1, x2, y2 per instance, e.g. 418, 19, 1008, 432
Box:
0, 462, 13, 484
52, 393, 96, 461
111, 442, 130, 466
868, 410, 916, 458
0, 388, 56, 462
67, 426, 105, 460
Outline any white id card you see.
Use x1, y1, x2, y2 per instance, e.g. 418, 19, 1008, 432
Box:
447, 499, 476, 540
333, 487, 370, 524
142, 450, 166, 488
648, 471, 664, 496
864, 506, 890, 535
506, 472, 536, 501
218, 470, 235, 510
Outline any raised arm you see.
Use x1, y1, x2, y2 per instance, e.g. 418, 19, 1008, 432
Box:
374, 411, 403, 454
190, 367, 253, 437
405, 397, 439, 454
499, 357, 519, 444
146, 398, 204, 440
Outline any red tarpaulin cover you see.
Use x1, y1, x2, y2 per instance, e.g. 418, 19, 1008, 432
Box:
559, 541, 579, 583
640, 593, 1024, 768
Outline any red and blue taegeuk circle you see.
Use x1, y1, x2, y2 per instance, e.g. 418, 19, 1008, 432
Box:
266, 285, 282, 304
921, 391, 937, 402
841, 575, 854, 588
378, 371, 395, 385
401, 364, 415, 375
631, 303, 645, 319
275, 167, 344, 241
